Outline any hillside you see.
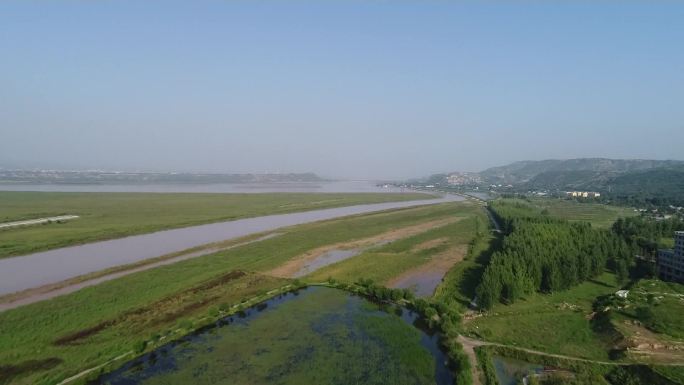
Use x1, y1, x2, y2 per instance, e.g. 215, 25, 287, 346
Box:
601, 168, 684, 207
479, 158, 684, 185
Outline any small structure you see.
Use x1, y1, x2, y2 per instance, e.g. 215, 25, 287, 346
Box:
615, 290, 629, 299
565, 191, 601, 198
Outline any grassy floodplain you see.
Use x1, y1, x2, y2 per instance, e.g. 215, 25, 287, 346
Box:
0, 201, 479, 385
0, 191, 429, 258
305, 206, 487, 286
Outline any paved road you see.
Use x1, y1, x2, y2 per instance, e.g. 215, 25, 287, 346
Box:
0, 215, 79, 229
0, 195, 463, 296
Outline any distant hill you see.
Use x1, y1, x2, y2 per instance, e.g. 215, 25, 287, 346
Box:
471, 158, 684, 207
479, 158, 684, 185
598, 168, 684, 207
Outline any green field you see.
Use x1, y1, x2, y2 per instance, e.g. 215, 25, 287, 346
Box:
0, 191, 429, 258
465, 272, 621, 361
529, 198, 636, 228
0, 202, 474, 385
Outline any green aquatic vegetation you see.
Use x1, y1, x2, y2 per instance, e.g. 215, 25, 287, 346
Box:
105, 288, 443, 385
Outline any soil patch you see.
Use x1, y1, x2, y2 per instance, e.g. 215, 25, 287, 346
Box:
268, 217, 461, 278
387, 245, 467, 297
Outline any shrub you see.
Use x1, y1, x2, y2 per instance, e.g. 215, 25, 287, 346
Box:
133, 340, 147, 354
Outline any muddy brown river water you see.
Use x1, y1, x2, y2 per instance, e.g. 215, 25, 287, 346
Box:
0, 194, 463, 296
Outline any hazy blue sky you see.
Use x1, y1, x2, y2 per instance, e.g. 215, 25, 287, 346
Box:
1, 1, 683, 179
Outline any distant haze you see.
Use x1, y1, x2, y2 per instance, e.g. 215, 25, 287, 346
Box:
1, 2, 683, 179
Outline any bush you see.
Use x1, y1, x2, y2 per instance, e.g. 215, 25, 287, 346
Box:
208, 306, 220, 317
133, 340, 147, 354
475, 347, 498, 385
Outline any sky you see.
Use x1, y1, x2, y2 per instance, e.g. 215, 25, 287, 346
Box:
1, 1, 683, 179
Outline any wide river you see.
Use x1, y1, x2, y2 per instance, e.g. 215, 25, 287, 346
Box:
0, 193, 463, 296
0, 180, 405, 193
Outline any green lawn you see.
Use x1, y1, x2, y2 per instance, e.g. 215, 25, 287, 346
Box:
529, 198, 636, 228
0, 202, 468, 385
0, 191, 429, 258
465, 272, 621, 361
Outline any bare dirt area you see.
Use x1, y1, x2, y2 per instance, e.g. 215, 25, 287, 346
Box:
457, 335, 484, 385
386, 245, 467, 297
411, 237, 450, 252
620, 321, 684, 364
267, 217, 461, 278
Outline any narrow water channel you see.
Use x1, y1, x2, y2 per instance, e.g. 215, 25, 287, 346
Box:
93, 287, 455, 385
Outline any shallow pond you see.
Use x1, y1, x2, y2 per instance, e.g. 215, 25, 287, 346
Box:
93, 287, 454, 385
391, 271, 445, 298
492, 355, 543, 385
292, 249, 363, 278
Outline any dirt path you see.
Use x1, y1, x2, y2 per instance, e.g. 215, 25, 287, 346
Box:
459, 335, 684, 367
0, 215, 79, 229
267, 217, 461, 278
457, 335, 483, 385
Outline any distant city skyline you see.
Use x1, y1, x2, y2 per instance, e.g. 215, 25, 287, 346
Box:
2, 2, 683, 179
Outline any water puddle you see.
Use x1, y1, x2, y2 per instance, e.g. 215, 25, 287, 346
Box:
291, 240, 393, 278
292, 249, 362, 277
492, 355, 543, 385
391, 271, 445, 298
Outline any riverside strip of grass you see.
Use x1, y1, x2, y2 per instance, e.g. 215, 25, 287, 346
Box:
0, 202, 475, 385
0, 191, 430, 258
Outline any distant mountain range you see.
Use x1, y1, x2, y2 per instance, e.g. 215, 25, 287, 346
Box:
478, 158, 684, 186
0, 170, 326, 185
468, 158, 684, 206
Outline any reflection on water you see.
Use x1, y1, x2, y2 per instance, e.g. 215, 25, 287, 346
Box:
391, 271, 445, 298
292, 249, 362, 278
492, 355, 543, 385
93, 287, 454, 385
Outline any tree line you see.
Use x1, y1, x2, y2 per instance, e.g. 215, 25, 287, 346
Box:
476, 201, 633, 309
612, 216, 684, 258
